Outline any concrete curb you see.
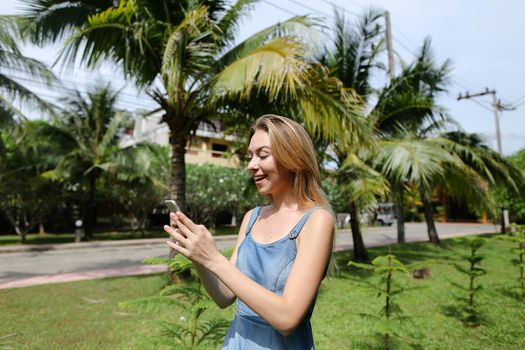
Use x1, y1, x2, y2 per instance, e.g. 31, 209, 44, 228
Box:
0, 265, 168, 289
0, 234, 239, 254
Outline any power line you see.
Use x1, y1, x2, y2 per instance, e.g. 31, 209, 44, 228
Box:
510, 93, 525, 106
468, 98, 494, 112
0, 62, 155, 105
320, 0, 360, 17
451, 78, 493, 108
392, 37, 417, 57
392, 24, 420, 50
3, 73, 154, 110
261, 0, 298, 17
285, 0, 334, 19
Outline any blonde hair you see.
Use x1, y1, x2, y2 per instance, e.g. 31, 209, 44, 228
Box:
249, 114, 331, 210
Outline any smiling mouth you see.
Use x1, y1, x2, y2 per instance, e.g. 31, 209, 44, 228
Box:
254, 175, 267, 183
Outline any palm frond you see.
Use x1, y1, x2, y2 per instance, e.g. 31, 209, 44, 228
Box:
375, 138, 455, 189
19, 0, 109, 45
161, 6, 217, 100
0, 73, 55, 117
214, 37, 309, 101
216, 15, 318, 70
57, 2, 162, 86
216, 0, 258, 48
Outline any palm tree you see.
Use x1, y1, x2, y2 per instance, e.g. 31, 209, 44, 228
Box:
20, 0, 366, 212
0, 16, 54, 127
372, 137, 458, 244
317, 8, 384, 261
439, 131, 524, 229
370, 37, 452, 243
40, 85, 127, 239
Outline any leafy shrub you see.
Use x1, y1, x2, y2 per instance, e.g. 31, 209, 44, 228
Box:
496, 226, 525, 301
450, 237, 488, 327
119, 254, 229, 349
348, 248, 425, 349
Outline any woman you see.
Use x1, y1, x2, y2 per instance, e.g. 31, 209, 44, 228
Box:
164, 114, 334, 349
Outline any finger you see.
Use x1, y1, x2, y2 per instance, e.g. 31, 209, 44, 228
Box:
166, 240, 190, 257
172, 215, 195, 238
164, 225, 188, 244
170, 212, 177, 227
175, 211, 200, 234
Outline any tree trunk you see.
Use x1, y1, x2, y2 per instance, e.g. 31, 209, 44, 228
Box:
349, 201, 369, 262
500, 209, 507, 234
14, 226, 27, 243
168, 128, 188, 264
170, 131, 187, 211
84, 172, 97, 240
419, 185, 440, 245
39, 223, 45, 234
394, 183, 405, 243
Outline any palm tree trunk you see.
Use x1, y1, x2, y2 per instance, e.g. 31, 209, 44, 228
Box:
168, 129, 188, 264
349, 201, 369, 262
394, 183, 405, 243
419, 185, 440, 244
170, 131, 187, 211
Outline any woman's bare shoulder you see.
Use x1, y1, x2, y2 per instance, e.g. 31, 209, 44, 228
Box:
310, 207, 334, 221
304, 208, 334, 234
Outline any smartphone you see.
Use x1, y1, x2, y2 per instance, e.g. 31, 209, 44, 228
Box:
165, 199, 181, 213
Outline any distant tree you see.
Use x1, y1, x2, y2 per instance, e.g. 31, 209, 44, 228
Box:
439, 131, 523, 229
185, 163, 262, 228
40, 85, 128, 239
510, 149, 525, 170
507, 149, 525, 223
112, 143, 170, 233
0, 121, 60, 240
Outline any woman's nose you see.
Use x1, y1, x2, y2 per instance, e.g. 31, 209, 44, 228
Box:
247, 157, 258, 170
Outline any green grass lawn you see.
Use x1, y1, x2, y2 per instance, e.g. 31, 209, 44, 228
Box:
1, 235, 524, 349
0, 226, 239, 246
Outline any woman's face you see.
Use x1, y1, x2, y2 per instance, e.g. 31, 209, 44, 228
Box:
247, 130, 291, 196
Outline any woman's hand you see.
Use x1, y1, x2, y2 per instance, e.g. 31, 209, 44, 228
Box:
164, 211, 222, 269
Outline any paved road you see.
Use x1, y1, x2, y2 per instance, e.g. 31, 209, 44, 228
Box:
0, 222, 498, 289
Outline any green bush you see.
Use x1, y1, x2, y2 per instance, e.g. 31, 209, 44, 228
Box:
185, 164, 262, 228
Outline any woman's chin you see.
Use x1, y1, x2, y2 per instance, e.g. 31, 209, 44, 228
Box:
256, 184, 273, 196
257, 188, 270, 195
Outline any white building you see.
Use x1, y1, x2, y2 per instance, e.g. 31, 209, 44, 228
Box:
120, 110, 240, 168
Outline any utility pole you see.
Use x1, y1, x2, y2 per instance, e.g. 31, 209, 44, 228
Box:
383, 11, 406, 243
384, 11, 395, 80
457, 88, 503, 153
457, 88, 512, 233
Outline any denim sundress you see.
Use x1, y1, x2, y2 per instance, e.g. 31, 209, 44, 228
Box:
221, 206, 321, 350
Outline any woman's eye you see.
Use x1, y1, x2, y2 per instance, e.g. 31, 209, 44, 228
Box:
260, 155, 268, 159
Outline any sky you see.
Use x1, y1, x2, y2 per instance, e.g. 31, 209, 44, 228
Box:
1, 0, 524, 155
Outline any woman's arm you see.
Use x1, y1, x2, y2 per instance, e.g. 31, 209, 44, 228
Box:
166, 209, 333, 335
168, 210, 252, 309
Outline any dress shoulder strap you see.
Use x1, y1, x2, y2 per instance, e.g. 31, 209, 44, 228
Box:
245, 207, 262, 236
288, 207, 322, 240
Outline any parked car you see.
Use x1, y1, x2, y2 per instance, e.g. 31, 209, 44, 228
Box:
373, 203, 396, 226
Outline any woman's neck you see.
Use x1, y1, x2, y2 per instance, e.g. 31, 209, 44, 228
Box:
270, 186, 300, 212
